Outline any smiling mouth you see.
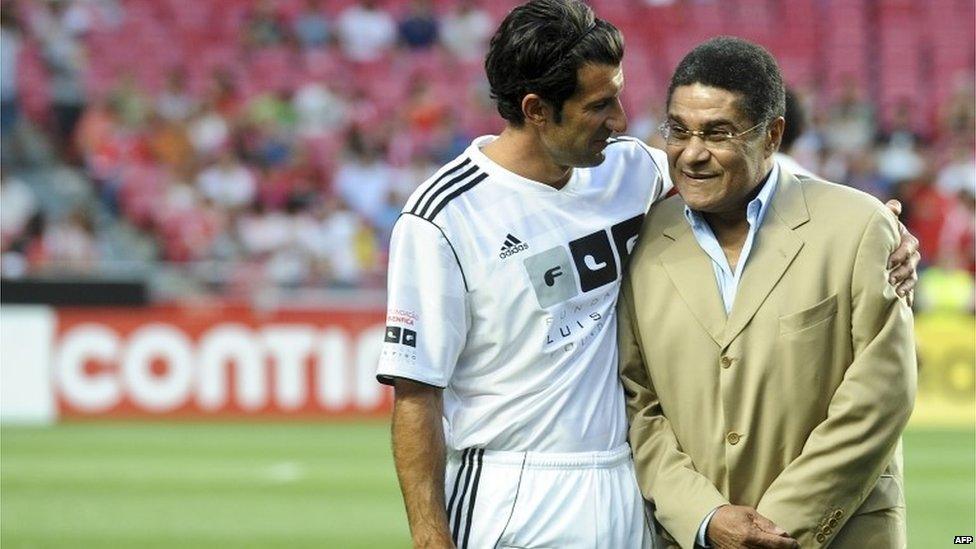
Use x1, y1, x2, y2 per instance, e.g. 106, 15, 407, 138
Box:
683, 172, 719, 180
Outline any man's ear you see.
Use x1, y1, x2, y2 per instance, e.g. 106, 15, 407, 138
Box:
765, 116, 785, 157
522, 94, 551, 127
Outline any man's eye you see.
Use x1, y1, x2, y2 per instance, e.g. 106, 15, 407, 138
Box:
705, 131, 731, 142
671, 127, 691, 138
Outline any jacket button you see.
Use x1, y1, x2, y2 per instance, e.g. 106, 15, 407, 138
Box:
816, 533, 826, 543
720, 356, 733, 368
823, 526, 833, 535
833, 509, 844, 518
726, 432, 741, 445
827, 517, 838, 528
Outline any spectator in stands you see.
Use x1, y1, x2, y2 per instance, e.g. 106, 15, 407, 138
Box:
244, 0, 289, 50
0, 174, 38, 250
293, 0, 331, 50
876, 133, 925, 186
403, 79, 447, 134
1, 202, 44, 278
1, 4, 22, 142
939, 74, 976, 143
156, 68, 196, 123
879, 99, 926, 146
42, 206, 99, 273
207, 69, 243, 119
336, 0, 397, 63
825, 75, 875, 153
876, 99, 926, 185
937, 143, 976, 197
110, 73, 152, 129
938, 186, 976, 275
34, 0, 89, 163
774, 88, 816, 177
148, 113, 194, 177
425, 113, 470, 165
334, 130, 392, 225
293, 80, 348, 137
440, 0, 492, 63
157, 191, 221, 264
296, 197, 369, 287
188, 101, 230, 158
846, 149, 891, 199
398, 0, 439, 50
237, 199, 292, 259
196, 149, 257, 212
897, 171, 953, 267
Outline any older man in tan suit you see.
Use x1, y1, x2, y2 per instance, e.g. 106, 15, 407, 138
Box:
618, 37, 917, 549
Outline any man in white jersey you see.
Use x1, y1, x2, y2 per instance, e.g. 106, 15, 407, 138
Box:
376, 2, 920, 548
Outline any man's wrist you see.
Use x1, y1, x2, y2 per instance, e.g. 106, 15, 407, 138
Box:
697, 506, 722, 548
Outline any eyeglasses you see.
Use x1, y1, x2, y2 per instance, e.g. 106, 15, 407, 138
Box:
658, 120, 766, 148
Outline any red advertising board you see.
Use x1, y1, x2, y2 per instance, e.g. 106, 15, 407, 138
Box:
52, 304, 392, 419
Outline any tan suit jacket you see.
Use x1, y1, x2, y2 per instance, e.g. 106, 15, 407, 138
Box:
618, 170, 917, 548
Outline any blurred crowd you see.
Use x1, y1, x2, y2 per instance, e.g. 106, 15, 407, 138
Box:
0, 0, 972, 310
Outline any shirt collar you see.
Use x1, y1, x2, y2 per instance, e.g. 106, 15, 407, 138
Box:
683, 162, 781, 231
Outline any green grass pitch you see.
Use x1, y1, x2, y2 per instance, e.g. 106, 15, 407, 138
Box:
2, 422, 973, 548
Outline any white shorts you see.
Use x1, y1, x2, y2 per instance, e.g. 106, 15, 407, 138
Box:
445, 444, 652, 549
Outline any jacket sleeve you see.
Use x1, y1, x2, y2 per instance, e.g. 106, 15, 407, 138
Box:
756, 207, 917, 546
618, 270, 729, 549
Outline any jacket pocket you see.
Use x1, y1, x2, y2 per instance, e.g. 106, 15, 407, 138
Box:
779, 294, 838, 334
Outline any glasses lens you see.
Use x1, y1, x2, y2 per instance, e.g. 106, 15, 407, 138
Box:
669, 126, 690, 142
705, 131, 732, 144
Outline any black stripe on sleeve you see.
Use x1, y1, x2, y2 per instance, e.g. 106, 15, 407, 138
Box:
425, 173, 488, 221
460, 449, 485, 549
396, 213, 469, 292
407, 157, 471, 214
416, 165, 481, 218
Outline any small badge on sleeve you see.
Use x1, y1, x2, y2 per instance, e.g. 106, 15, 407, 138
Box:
384, 326, 417, 348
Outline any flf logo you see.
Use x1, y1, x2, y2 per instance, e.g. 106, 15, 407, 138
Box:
522, 214, 644, 308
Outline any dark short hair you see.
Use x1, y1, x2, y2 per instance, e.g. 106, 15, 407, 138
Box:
485, 0, 624, 126
667, 36, 785, 127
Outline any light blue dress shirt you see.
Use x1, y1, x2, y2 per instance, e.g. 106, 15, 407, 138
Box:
685, 163, 780, 547
684, 163, 781, 315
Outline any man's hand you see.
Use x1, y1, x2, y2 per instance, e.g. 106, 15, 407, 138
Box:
706, 505, 798, 549
884, 199, 920, 306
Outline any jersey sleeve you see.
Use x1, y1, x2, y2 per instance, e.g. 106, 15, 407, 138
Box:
645, 144, 674, 205
376, 214, 469, 388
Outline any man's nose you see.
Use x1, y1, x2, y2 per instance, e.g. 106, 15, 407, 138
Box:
607, 100, 627, 133
679, 135, 711, 165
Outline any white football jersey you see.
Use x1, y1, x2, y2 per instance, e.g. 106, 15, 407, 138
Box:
377, 135, 672, 452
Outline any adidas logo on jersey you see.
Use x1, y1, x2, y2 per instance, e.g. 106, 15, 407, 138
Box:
499, 234, 529, 259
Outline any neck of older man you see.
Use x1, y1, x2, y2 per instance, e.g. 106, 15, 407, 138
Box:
701, 162, 775, 272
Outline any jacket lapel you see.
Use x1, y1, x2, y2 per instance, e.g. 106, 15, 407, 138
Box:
660, 219, 728, 345
722, 170, 809, 346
